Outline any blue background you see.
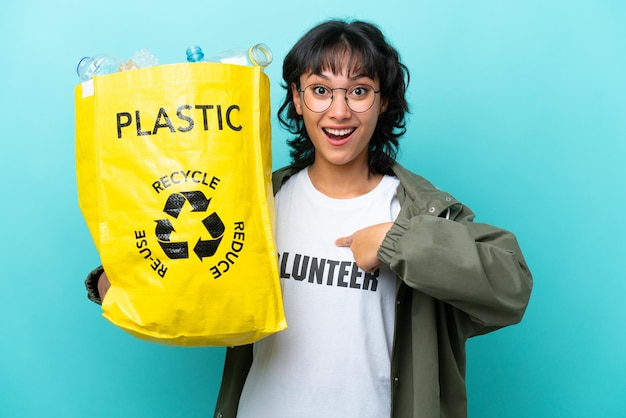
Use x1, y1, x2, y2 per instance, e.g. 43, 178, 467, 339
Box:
1, 1, 625, 417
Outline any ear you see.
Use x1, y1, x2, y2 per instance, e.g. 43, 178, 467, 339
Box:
291, 82, 303, 115
380, 97, 389, 113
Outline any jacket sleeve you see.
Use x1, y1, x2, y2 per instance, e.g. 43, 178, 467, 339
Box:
84, 265, 105, 305
214, 345, 254, 417
378, 207, 532, 336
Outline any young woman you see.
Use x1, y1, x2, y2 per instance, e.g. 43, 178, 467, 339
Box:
86, 19, 532, 418
212, 19, 533, 418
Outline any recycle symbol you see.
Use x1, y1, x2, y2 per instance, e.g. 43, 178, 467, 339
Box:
155, 191, 225, 260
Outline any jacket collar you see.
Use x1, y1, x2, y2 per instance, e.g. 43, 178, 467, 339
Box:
388, 163, 462, 218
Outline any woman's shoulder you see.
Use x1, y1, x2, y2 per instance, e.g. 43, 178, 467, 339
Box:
390, 163, 440, 192
391, 163, 466, 217
272, 165, 301, 194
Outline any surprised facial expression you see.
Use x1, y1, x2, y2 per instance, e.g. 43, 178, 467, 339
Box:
292, 69, 387, 171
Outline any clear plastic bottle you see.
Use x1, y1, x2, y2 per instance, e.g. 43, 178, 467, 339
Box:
186, 44, 273, 68
76, 49, 159, 80
76, 54, 124, 81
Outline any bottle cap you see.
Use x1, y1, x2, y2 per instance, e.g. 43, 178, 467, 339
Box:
249, 44, 273, 68
186, 46, 205, 62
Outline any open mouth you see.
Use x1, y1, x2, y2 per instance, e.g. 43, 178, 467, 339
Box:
323, 128, 356, 141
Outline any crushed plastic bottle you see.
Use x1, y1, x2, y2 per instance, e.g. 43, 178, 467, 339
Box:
76, 49, 159, 81
127, 48, 160, 69
186, 44, 273, 68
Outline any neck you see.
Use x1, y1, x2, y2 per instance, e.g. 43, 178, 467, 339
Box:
307, 160, 382, 199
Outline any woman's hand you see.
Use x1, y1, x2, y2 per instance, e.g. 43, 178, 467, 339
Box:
335, 222, 393, 272
97, 271, 111, 301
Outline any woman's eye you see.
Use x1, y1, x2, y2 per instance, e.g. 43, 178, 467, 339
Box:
351, 86, 368, 97
313, 86, 329, 96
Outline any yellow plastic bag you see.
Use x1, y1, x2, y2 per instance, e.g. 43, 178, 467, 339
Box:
75, 63, 286, 346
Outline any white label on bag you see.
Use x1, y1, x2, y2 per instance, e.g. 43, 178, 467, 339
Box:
82, 79, 94, 98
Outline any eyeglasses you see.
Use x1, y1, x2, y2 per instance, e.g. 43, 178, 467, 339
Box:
297, 84, 381, 113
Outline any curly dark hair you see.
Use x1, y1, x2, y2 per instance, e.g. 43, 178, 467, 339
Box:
277, 19, 410, 174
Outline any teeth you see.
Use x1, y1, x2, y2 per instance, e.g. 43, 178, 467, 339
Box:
325, 128, 354, 136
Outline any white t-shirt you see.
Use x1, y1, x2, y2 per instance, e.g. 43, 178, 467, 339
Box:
237, 169, 401, 418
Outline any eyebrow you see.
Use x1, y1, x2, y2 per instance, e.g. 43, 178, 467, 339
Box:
306, 73, 375, 83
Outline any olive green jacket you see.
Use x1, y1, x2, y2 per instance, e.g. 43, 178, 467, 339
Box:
213, 163, 533, 418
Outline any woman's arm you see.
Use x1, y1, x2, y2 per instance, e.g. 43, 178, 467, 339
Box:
378, 213, 533, 334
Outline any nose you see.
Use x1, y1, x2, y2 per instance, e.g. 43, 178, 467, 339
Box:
327, 89, 352, 119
